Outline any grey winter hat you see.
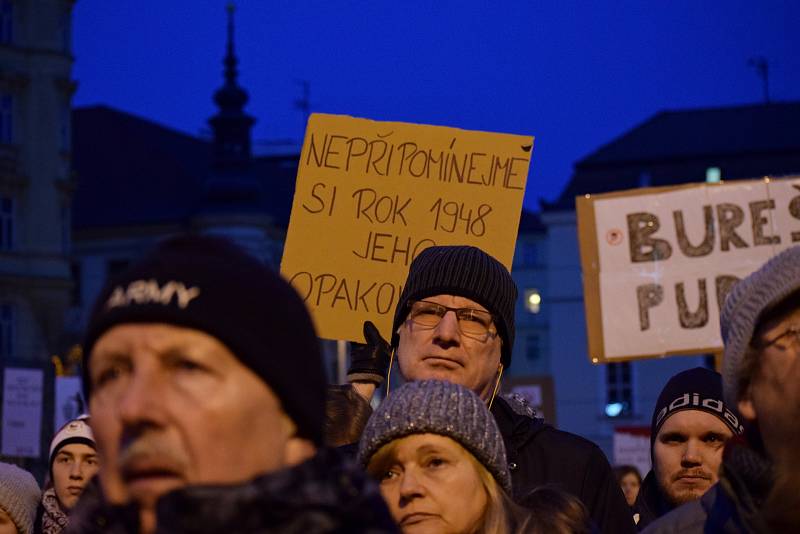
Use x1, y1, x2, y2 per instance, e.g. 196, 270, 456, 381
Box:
721, 245, 800, 406
358, 380, 512, 494
0, 462, 41, 534
391, 246, 517, 367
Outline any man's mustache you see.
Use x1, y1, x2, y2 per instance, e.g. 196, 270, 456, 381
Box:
672, 468, 713, 482
118, 434, 190, 476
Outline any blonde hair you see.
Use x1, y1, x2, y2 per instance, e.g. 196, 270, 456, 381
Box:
367, 436, 528, 534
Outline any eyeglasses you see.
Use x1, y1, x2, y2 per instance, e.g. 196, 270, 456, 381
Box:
756, 325, 800, 351
406, 300, 498, 342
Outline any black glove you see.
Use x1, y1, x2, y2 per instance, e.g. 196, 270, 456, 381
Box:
347, 321, 392, 385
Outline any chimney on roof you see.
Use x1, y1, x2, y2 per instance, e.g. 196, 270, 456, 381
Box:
208, 2, 255, 168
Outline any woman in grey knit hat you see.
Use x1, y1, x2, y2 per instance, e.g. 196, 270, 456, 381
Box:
0, 462, 41, 534
358, 380, 529, 534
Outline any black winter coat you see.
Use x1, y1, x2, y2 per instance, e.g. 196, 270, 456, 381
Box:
490, 396, 637, 534
64, 448, 397, 534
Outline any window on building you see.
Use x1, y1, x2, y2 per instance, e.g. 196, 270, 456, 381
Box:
526, 333, 541, 362
605, 362, 633, 417
0, 0, 12, 45
0, 195, 14, 251
0, 93, 12, 144
524, 288, 542, 314
60, 106, 70, 151
519, 243, 538, 267
70, 262, 81, 306
0, 302, 14, 358
60, 10, 71, 53
705, 167, 721, 183
61, 203, 70, 253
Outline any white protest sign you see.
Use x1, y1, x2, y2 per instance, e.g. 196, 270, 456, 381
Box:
1, 367, 43, 457
54, 376, 84, 432
578, 176, 800, 361
613, 426, 651, 476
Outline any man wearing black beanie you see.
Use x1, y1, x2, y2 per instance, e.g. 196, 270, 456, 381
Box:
351, 245, 636, 534
633, 367, 743, 530
65, 235, 395, 534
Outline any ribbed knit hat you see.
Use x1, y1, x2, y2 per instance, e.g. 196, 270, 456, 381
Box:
651, 367, 744, 453
49, 415, 95, 468
0, 462, 40, 534
358, 380, 512, 494
721, 245, 800, 406
392, 246, 517, 366
83, 234, 326, 446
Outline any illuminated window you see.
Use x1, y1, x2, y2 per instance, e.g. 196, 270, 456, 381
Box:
706, 167, 721, 183
605, 362, 633, 417
524, 289, 541, 314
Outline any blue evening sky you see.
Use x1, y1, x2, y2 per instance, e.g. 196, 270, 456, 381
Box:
72, 1, 800, 211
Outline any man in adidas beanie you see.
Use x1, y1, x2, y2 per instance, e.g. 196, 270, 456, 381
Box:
66, 235, 394, 534
358, 245, 635, 533
644, 245, 800, 533
632, 367, 742, 530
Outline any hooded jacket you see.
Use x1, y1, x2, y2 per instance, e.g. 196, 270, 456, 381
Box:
491, 396, 636, 534
64, 448, 397, 534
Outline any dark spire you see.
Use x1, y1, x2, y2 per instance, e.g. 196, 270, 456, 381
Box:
209, 2, 255, 168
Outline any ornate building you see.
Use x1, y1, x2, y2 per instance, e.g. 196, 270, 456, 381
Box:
0, 0, 75, 367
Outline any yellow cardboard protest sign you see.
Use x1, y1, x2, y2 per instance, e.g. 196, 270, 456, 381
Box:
280, 113, 533, 342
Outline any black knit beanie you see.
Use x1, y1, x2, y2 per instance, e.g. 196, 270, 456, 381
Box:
82, 234, 326, 446
391, 245, 517, 367
651, 367, 744, 453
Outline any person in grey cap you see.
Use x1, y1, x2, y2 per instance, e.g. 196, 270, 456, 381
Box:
358, 380, 530, 533
0, 462, 40, 534
643, 245, 800, 533
351, 245, 635, 534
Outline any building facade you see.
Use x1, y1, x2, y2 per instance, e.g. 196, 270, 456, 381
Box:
0, 0, 75, 366
0, 0, 76, 476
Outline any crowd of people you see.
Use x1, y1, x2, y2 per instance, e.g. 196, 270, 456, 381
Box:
0, 235, 797, 533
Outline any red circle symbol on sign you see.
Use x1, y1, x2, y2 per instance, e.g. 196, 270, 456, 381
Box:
606, 229, 623, 246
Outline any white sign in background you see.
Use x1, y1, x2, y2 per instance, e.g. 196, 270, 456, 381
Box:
593, 177, 799, 359
613, 429, 651, 477
1, 367, 44, 458
54, 376, 84, 432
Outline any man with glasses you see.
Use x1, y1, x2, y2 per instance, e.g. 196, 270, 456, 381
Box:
352, 245, 635, 533
643, 245, 800, 533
